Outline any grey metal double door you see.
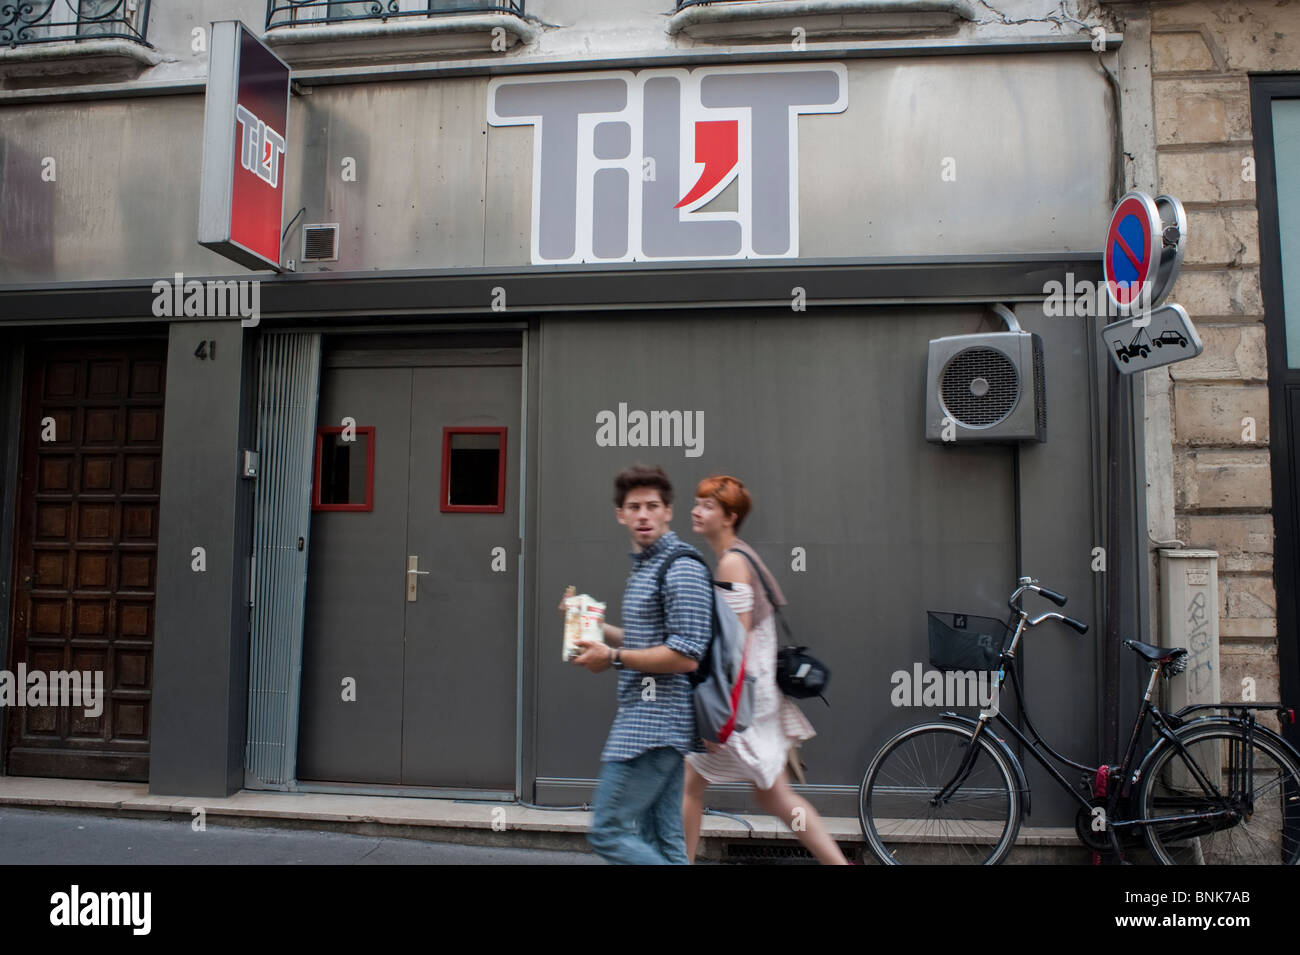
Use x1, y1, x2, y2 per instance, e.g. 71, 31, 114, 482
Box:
297, 352, 519, 790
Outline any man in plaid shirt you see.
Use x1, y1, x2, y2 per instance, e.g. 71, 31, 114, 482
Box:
571, 464, 712, 864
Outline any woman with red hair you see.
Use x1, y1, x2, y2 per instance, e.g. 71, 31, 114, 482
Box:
684, 475, 849, 864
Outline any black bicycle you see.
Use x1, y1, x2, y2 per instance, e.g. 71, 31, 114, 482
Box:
858, 576, 1300, 864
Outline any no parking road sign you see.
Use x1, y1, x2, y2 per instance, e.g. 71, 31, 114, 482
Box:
1099, 191, 1197, 375
1103, 192, 1186, 313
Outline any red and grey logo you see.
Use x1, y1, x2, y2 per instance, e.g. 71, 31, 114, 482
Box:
235, 105, 286, 188
489, 65, 848, 264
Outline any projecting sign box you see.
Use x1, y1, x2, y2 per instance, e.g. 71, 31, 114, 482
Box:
197, 21, 290, 272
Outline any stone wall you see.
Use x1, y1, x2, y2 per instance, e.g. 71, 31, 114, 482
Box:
1143, 0, 1298, 703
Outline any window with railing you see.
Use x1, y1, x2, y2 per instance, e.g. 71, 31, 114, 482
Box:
1, 0, 151, 47
669, 0, 973, 39
266, 0, 524, 30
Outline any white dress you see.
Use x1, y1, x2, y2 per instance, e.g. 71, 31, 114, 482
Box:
685, 581, 816, 790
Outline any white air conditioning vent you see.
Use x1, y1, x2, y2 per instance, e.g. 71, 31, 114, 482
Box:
302, 223, 339, 262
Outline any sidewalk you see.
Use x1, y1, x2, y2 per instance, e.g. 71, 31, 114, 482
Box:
0, 776, 1089, 862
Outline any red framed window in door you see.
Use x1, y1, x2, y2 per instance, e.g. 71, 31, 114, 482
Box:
441, 427, 506, 513
312, 425, 375, 512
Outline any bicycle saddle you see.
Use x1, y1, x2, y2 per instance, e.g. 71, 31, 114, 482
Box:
1124, 639, 1186, 663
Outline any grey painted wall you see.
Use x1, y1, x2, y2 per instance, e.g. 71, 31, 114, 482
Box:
0, 54, 1113, 283
150, 320, 253, 797
1012, 303, 1107, 824
530, 304, 1100, 823
226, 333, 258, 791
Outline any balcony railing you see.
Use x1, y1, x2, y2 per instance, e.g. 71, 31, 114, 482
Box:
266, 0, 524, 30
1, 0, 151, 47
675, 0, 766, 8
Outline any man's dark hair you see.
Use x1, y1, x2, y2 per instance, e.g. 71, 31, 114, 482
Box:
613, 464, 673, 507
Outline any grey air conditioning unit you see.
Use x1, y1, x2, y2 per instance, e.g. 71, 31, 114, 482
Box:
925, 305, 1046, 444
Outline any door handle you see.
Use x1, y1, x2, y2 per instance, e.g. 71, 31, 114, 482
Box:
406, 556, 429, 602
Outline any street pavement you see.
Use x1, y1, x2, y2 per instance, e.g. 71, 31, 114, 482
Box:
0, 806, 601, 865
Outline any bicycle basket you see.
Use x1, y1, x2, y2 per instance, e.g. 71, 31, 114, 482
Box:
927, 612, 1011, 672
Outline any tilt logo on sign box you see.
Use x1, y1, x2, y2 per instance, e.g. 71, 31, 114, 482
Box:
235, 104, 286, 188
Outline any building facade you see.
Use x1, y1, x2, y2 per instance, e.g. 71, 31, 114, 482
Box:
1, 0, 1292, 831
1104, 0, 1300, 761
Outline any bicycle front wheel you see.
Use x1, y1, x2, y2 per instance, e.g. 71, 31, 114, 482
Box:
859, 722, 1022, 865
1138, 722, 1300, 865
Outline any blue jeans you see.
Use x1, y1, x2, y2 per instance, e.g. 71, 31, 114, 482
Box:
587, 747, 688, 865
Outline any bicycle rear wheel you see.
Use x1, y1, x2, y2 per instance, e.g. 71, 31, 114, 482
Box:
1137, 723, 1300, 865
859, 722, 1022, 865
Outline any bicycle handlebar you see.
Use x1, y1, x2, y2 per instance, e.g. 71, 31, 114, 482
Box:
1010, 579, 1089, 635
1010, 580, 1067, 608
1037, 587, 1067, 607
1027, 611, 1089, 634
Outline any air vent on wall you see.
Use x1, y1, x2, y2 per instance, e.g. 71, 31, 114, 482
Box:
924, 305, 1046, 444
940, 346, 1020, 427
302, 223, 339, 263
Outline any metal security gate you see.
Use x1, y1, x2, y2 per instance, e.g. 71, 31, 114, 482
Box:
244, 333, 321, 787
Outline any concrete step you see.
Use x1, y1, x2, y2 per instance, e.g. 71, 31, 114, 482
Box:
0, 776, 1102, 863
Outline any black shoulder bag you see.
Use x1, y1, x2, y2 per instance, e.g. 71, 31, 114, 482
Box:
727, 548, 830, 704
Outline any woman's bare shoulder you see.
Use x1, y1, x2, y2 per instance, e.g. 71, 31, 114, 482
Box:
716, 550, 751, 583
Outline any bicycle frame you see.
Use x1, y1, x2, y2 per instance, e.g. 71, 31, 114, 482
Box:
864, 577, 1300, 864
944, 605, 1264, 836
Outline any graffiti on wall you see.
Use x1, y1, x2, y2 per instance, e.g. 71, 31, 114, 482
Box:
1185, 589, 1214, 698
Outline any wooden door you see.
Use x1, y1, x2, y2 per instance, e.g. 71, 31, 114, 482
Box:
4, 341, 166, 781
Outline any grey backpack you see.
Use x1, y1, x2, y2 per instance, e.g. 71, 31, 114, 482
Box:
655, 549, 754, 744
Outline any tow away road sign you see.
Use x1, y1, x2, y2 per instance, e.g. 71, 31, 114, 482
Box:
1102, 304, 1203, 374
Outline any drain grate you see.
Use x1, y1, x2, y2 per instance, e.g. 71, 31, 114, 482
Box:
721, 842, 856, 864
